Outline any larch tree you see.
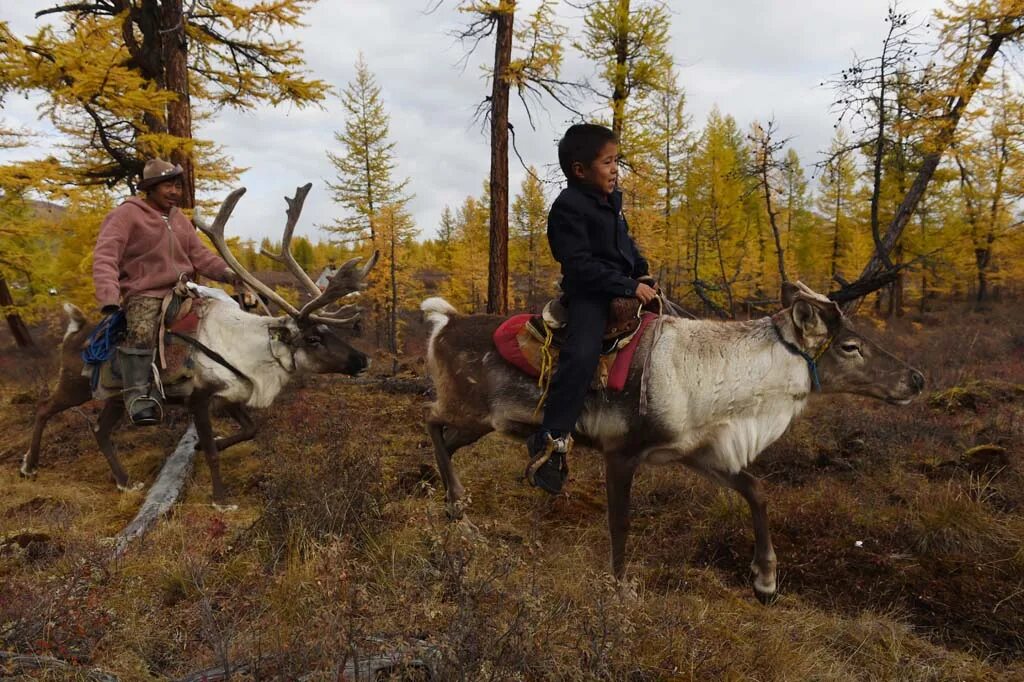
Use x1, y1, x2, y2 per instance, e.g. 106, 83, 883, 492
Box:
954, 69, 1024, 304
574, 0, 672, 160
326, 53, 408, 247
827, 1, 1024, 308
374, 203, 418, 365
747, 119, 791, 288
645, 70, 690, 296
455, 0, 574, 315
325, 54, 412, 351
510, 168, 552, 309
2, 0, 328, 204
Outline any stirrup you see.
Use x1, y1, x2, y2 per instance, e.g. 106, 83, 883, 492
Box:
127, 395, 163, 426
524, 433, 572, 486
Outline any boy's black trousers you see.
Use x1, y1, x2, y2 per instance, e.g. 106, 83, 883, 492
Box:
540, 294, 610, 436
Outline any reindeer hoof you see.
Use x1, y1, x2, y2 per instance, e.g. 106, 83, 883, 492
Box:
445, 494, 470, 521
212, 502, 239, 513
19, 463, 37, 480
117, 481, 145, 493
753, 586, 779, 606
617, 577, 640, 602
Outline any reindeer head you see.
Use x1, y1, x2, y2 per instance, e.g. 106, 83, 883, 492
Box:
195, 184, 378, 378
779, 281, 924, 404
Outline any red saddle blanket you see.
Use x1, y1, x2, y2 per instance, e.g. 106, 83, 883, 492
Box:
493, 312, 656, 392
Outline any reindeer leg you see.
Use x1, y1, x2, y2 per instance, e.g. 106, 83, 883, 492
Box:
427, 419, 487, 520
604, 452, 640, 582
723, 470, 777, 605
191, 394, 231, 508
21, 376, 91, 478
92, 399, 138, 491
214, 404, 257, 452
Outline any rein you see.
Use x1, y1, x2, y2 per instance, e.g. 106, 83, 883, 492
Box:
771, 321, 834, 392
166, 331, 253, 390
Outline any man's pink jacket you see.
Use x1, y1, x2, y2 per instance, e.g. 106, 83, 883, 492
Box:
92, 197, 231, 308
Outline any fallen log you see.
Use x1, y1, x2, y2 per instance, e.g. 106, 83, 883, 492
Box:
0, 650, 118, 682
111, 422, 199, 558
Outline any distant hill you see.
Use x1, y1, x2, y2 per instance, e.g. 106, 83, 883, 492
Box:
28, 200, 66, 222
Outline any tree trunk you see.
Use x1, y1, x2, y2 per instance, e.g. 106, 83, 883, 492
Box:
390, 224, 398, 370
0, 273, 34, 349
161, 0, 195, 208
611, 0, 630, 140
487, 3, 514, 315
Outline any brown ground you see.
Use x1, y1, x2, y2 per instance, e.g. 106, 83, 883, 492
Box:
1, 300, 1022, 680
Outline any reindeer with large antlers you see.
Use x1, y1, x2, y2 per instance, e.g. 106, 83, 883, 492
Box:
21, 184, 378, 505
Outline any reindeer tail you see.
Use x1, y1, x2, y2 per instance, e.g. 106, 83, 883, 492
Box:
62, 303, 87, 340
421, 297, 457, 330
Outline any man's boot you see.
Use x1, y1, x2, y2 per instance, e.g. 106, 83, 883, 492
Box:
119, 346, 162, 426
525, 431, 572, 494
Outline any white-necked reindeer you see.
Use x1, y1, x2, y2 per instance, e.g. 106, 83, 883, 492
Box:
21, 185, 378, 505
421, 282, 924, 603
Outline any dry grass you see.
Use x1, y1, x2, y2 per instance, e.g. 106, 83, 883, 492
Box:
1, 300, 1023, 679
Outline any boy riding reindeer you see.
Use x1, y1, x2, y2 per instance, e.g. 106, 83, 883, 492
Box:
526, 123, 658, 494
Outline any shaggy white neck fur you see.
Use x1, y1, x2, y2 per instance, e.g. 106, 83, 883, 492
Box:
644, 317, 811, 472
192, 301, 298, 408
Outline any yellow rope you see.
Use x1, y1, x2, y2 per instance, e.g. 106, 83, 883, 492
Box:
534, 323, 555, 416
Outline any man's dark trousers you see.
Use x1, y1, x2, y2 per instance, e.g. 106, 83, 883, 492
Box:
541, 294, 610, 436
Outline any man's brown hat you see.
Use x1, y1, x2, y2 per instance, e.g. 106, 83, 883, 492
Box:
138, 157, 184, 190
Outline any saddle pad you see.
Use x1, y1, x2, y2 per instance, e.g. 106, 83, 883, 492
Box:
493, 312, 656, 392
85, 299, 208, 395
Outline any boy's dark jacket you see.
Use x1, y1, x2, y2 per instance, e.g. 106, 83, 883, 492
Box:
547, 183, 649, 299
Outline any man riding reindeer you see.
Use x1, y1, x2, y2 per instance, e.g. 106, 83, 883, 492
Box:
92, 158, 240, 426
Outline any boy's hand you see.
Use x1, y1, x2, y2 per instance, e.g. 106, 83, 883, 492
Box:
635, 282, 658, 305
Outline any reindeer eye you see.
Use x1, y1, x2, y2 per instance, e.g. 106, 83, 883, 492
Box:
840, 342, 861, 354
305, 335, 322, 346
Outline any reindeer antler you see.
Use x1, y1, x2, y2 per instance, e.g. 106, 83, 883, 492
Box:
297, 251, 379, 323
196, 186, 377, 326
259, 183, 322, 298
194, 188, 302, 317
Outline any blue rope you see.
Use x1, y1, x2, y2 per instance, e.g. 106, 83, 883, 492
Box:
82, 310, 127, 391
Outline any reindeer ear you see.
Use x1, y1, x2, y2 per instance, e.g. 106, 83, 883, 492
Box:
781, 282, 800, 308
792, 299, 827, 338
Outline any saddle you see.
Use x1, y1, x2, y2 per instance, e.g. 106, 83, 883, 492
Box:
493, 296, 657, 393
82, 293, 209, 399
534, 296, 646, 348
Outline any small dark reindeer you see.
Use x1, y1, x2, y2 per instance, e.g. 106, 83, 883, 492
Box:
21, 185, 378, 505
421, 282, 924, 603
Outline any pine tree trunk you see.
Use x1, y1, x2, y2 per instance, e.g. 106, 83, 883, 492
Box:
487, 4, 514, 315
611, 0, 630, 141
390, 228, 398, 366
0, 273, 34, 349
161, 0, 195, 208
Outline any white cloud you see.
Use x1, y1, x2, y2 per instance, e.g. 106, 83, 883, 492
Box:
1, 0, 949, 242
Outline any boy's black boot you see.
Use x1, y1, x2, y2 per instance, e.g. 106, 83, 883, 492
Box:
525, 431, 572, 495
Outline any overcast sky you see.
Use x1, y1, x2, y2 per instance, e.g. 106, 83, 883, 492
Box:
1, 0, 947, 243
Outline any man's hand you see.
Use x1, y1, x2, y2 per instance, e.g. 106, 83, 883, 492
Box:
223, 268, 241, 286
635, 282, 658, 305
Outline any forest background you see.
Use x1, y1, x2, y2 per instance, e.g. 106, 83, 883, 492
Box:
2, 0, 1024, 358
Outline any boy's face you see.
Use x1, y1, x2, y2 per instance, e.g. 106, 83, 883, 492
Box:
572, 141, 618, 195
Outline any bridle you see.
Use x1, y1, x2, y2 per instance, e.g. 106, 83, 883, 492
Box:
771, 319, 836, 392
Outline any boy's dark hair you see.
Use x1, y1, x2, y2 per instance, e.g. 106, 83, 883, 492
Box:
558, 123, 617, 180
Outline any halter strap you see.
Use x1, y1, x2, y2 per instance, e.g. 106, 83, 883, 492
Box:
771, 322, 834, 392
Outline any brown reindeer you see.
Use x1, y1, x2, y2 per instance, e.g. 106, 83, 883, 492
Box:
21, 185, 377, 505
421, 282, 924, 603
